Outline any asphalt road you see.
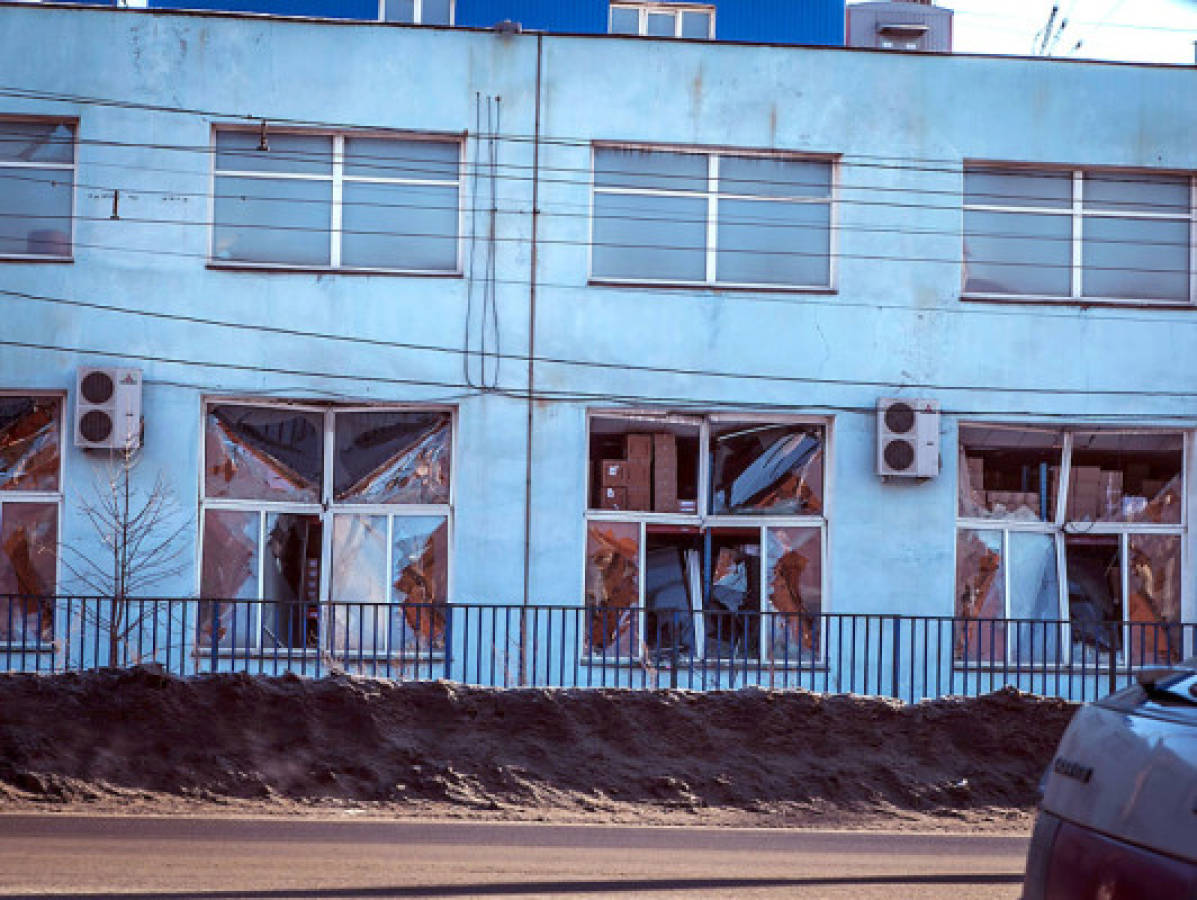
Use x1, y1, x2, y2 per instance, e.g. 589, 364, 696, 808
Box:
0, 814, 1029, 899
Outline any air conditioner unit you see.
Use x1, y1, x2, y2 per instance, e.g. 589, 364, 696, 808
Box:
877, 397, 939, 478
74, 367, 142, 450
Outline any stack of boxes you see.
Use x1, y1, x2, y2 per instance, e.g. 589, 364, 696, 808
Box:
1067, 466, 1104, 520
598, 431, 682, 513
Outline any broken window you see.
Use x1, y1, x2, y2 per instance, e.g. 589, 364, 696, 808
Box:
765, 526, 821, 660
204, 405, 323, 503
591, 145, 832, 288
1068, 432, 1182, 524
589, 416, 699, 513
958, 425, 1061, 521
212, 129, 461, 272
0, 395, 61, 645
956, 424, 1185, 668
954, 529, 1005, 662
711, 422, 824, 515
584, 521, 640, 657
200, 402, 453, 658
0, 120, 74, 259
964, 165, 1194, 304
0, 501, 56, 643
334, 410, 450, 505
584, 412, 828, 667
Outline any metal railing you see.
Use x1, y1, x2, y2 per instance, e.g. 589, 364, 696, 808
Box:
1, 595, 1192, 703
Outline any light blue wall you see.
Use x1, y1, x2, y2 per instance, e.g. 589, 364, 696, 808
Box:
0, 5, 1193, 641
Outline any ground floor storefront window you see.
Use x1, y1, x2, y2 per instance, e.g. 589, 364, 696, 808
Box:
199, 401, 452, 656
583, 411, 827, 665
956, 425, 1186, 665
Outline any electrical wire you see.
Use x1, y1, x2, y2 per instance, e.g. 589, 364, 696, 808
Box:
3, 285, 1196, 399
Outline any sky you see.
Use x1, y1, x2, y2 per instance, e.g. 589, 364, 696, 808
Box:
946, 0, 1197, 64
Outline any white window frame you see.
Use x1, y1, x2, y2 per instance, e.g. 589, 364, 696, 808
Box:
0, 117, 76, 262
582, 409, 831, 666
376, 0, 455, 25
208, 127, 465, 276
962, 162, 1197, 307
589, 142, 837, 291
955, 424, 1190, 668
198, 399, 455, 659
0, 391, 64, 649
608, 1, 715, 38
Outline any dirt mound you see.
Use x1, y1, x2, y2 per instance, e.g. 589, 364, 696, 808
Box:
0, 668, 1076, 826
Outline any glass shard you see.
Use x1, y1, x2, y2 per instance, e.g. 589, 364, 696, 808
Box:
954, 529, 1004, 661
0, 397, 60, 492
584, 522, 639, 656
391, 516, 449, 652
204, 405, 323, 502
334, 411, 451, 505
0, 501, 56, 642
711, 423, 824, 515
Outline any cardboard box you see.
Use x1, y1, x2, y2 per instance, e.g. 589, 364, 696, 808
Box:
1069, 466, 1102, 520
652, 432, 679, 513
626, 486, 652, 511
966, 456, 984, 490
1140, 479, 1165, 501
600, 486, 628, 510
600, 458, 651, 488
626, 433, 653, 460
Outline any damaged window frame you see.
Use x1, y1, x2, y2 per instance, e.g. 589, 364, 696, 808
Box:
208, 126, 465, 275
198, 399, 454, 660
955, 424, 1190, 669
0, 117, 76, 261
0, 391, 64, 649
582, 409, 830, 668
588, 142, 837, 291
962, 163, 1197, 307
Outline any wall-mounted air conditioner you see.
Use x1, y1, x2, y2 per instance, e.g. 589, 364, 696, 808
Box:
877, 397, 939, 478
74, 367, 142, 450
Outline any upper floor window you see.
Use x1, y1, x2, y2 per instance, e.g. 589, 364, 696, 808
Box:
963, 165, 1195, 305
609, 2, 714, 39
211, 129, 462, 274
1, 395, 63, 645
0, 119, 75, 260
379, 0, 452, 25
591, 145, 834, 289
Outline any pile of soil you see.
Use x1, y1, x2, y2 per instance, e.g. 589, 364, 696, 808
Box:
0, 668, 1077, 828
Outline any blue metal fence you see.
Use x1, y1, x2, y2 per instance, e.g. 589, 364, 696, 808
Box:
1, 595, 1192, 703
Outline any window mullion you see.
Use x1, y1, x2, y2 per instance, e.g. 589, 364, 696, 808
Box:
414, 0, 422, 23
330, 134, 344, 268
706, 154, 718, 283
1189, 176, 1196, 305
1071, 170, 1083, 298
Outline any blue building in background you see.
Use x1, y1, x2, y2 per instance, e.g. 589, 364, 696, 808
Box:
53, 0, 846, 44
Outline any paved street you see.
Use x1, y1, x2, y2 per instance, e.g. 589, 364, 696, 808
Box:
0, 814, 1028, 899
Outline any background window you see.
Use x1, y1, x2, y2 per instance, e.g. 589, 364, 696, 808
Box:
381, 0, 453, 24
609, 3, 713, 38
212, 130, 461, 272
592, 146, 833, 288
964, 165, 1194, 303
0, 396, 62, 644
0, 120, 74, 259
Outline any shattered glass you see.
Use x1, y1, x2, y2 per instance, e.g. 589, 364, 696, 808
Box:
204, 405, 323, 503
390, 516, 449, 653
1127, 534, 1182, 665
1068, 432, 1182, 525
644, 539, 697, 659
704, 539, 760, 659
584, 522, 639, 656
262, 513, 321, 651
765, 527, 821, 660
1008, 532, 1062, 663
0, 396, 60, 492
334, 411, 450, 505
0, 501, 56, 642
957, 425, 1061, 521
198, 509, 259, 650
1065, 535, 1122, 664
330, 514, 388, 653
954, 529, 1005, 662
710, 423, 823, 515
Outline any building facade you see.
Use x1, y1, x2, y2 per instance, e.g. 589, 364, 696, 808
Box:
0, 3, 1193, 691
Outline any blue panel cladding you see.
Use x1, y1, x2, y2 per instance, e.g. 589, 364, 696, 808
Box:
144, 0, 843, 43
457, 0, 606, 32
151, 0, 377, 18
459, 0, 844, 44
